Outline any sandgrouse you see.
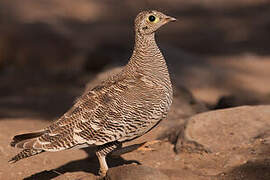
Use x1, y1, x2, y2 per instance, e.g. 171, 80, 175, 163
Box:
9, 10, 176, 176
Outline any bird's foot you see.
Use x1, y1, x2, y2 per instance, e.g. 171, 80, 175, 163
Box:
136, 140, 162, 152
98, 168, 107, 178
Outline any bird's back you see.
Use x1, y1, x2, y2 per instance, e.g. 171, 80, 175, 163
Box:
45, 63, 172, 148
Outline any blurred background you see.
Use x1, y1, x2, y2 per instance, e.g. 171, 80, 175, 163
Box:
1, 1, 270, 179
1, 0, 270, 120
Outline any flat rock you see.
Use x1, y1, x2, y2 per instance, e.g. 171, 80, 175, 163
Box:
181, 105, 270, 152
105, 164, 169, 180
54, 172, 97, 180
217, 159, 270, 180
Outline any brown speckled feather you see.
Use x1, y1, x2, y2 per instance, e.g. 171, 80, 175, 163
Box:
38, 69, 170, 151
10, 10, 175, 171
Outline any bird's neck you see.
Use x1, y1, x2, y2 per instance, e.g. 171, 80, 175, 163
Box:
124, 31, 172, 99
127, 33, 169, 78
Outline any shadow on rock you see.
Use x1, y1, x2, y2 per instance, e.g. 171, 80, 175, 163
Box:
213, 94, 270, 110
106, 164, 170, 180
218, 159, 270, 180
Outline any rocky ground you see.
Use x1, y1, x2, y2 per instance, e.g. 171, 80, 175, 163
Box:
1, 0, 270, 179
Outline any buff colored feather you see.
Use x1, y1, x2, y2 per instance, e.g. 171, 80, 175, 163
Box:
10, 10, 176, 176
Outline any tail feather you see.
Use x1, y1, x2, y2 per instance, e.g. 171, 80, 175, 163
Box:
14, 138, 39, 149
9, 149, 44, 163
9, 131, 46, 163
10, 131, 46, 148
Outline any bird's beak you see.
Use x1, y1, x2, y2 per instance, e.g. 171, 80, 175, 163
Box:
165, 16, 177, 22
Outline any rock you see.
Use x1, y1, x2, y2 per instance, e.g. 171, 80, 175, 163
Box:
177, 105, 270, 153
105, 164, 169, 180
161, 168, 212, 180
53, 172, 97, 180
158, 85, 208, 149
217, 159, 270, 180
170, 85, 208, 120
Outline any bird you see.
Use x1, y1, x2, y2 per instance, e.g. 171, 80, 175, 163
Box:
9, 10, 176, 177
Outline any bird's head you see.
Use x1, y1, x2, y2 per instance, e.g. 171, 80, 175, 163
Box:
134, 10, 176, 36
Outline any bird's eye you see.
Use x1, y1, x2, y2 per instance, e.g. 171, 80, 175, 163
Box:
148, 15, 156, 22
148, 15, 159, 23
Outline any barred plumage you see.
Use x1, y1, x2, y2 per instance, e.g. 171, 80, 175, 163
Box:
10, 10, 176, 177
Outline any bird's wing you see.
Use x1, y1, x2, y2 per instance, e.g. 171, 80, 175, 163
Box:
32, 73, 165, 151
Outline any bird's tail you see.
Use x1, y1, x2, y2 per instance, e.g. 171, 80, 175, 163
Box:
10, 131, 46, 148
9, 148, 44, 163
9, 131, 46, 163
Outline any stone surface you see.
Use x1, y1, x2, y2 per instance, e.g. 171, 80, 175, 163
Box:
54, 172, 97, 180
105, 164, 169, 180
170, 85, 208, 120
217, 159, 270, 180
180, 105, 270, 152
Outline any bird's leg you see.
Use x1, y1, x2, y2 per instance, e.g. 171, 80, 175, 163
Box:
96, 151, 108, 177
96, 141, 121, 177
